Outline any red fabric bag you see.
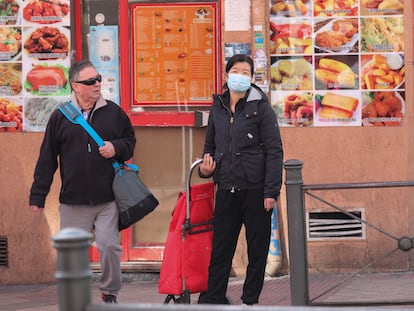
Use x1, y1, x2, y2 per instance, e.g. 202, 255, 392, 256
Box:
158, 182, 214, 295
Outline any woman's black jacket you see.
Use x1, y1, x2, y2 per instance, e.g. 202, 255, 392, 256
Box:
201, 84, 283, 199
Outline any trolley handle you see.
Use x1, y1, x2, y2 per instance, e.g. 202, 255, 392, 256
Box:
186, 158, 203, 195
185, 158, 204, 211
183, 158, 213, 236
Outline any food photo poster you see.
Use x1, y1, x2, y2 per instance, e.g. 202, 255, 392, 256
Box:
269, 0, 406, 127
0, 0, 407, 131
0, 0, 71, 132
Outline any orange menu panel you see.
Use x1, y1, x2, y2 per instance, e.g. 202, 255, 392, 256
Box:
132, 3, 218, 106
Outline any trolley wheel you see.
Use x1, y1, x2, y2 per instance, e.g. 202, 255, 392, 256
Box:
163, 290, 192, 304
163, 294, 176, 304
175, 290, 191, 304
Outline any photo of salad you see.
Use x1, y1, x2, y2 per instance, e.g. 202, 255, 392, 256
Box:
360, 17, 404, 53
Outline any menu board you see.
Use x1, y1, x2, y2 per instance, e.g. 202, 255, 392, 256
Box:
0, 0, 71, 132
269, 0, 406, 127
131, 3, 219, 106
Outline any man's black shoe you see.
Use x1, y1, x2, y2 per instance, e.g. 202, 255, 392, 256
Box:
102, 294, 117, 304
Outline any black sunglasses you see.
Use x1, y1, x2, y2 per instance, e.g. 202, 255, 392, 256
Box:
74, 74, 102, 86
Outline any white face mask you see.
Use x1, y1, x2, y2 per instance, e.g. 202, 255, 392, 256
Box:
227, 73, 251, 92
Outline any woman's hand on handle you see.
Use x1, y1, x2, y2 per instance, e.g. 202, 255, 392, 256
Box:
200, 153, 216, 177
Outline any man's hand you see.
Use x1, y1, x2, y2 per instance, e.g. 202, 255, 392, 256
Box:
99, 141, 116, 159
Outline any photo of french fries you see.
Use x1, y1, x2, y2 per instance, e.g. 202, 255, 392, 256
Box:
269, 21, 312, 55
360, 54, 405, 90
361, 91, 405, 126
270, 0, 310, 17
314, 0, 358, 17
315, 57, 358, 90
271, 57, 313, 91
315, 91, 361, 126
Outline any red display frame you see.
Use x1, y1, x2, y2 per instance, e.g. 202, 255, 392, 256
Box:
120, 0, 222, 127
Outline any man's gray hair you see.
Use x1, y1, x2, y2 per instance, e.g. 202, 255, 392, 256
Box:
69, 60, 96, 84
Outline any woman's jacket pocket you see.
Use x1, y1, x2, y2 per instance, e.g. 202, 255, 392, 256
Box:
238, 150, 265, 184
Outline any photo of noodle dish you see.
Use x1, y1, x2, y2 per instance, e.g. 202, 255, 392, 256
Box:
0, 26, 21, 61
0, 62, 22, 96
24, 97, 65, 131
272, 91, 313, 127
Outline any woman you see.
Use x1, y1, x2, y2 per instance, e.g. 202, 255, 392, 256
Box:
198, 54, 284, 305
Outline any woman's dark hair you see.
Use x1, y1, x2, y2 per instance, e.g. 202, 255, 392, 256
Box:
69, 60, 95, 84
225, 54, 254, 76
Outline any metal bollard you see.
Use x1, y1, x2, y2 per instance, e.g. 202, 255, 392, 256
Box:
52, 228, 93, 311
284, 159, 309, 306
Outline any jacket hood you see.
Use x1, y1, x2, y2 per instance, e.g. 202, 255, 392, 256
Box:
214, 83, 265, 105
246, 85, 264, 102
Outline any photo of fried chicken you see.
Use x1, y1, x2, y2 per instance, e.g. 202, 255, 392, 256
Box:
331, 19, 358, 37
315, 31, 348, 49
362, 91, 404, 126
315, 18, 358, 53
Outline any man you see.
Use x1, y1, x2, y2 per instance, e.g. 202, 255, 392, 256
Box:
29, 60, 136, 304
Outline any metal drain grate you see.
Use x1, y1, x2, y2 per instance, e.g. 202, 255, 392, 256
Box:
307, 210, 364, 240
0, 236, 8, 266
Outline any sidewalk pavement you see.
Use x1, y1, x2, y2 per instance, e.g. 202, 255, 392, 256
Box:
1, 271, 414, 311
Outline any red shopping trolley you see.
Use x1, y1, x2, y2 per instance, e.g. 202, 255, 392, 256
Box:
158, 159, 215, 304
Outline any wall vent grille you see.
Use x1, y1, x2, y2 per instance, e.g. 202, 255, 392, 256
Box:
307, 210, 364, 240
0, 236, 8, 267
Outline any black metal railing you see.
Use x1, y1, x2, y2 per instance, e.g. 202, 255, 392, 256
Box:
284, 159, 414, 306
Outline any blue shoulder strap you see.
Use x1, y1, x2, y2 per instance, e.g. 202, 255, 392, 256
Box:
58, 101, 105, 147
59, 101, 137, 171
113, 161, 139, 173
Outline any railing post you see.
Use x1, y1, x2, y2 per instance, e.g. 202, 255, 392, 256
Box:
284, 159, 309, 306
52, 228, 93, 311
